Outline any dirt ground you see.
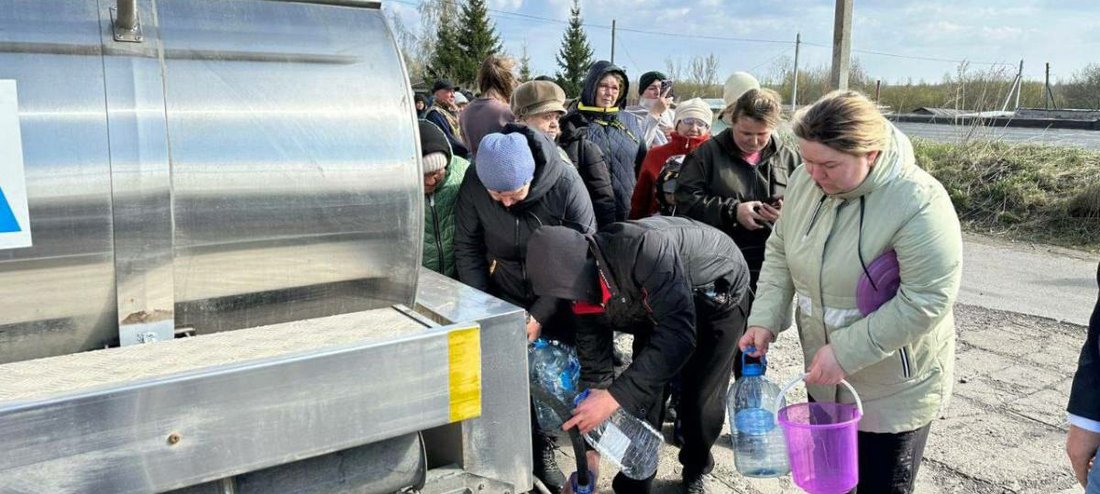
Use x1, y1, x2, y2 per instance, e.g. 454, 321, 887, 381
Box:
552, 302, 1090, 493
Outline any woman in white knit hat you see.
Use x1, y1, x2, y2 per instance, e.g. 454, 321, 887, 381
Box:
630, 97, 713, 219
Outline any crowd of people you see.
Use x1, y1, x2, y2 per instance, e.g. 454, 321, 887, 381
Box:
414, 56, 1099, 494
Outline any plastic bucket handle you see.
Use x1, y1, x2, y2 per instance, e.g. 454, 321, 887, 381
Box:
772, 372, 864, 418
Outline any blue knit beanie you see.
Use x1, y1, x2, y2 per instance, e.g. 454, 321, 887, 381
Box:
475, 133, 536, 192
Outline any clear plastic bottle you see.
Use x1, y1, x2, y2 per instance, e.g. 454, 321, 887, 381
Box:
528, 338, 581, 434
574, 389, 662, 480
728, 347, 790, 478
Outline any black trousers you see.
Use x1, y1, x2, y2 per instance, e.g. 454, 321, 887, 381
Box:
610, 293, 750, 493
852, 423, 932, 494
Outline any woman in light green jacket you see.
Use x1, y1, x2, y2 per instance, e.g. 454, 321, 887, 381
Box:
739, 90, 962, 494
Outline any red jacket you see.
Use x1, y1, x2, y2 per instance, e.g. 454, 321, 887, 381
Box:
630, 132, 709, 219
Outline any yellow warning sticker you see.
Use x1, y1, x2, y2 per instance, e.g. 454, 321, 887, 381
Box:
448, 326, 482, 422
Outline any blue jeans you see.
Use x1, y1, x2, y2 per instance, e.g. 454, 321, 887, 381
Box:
1088, 448, 1100, 494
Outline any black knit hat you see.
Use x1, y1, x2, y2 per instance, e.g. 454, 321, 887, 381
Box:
418, 119, 452, 162
638, 71, 668, 95
527, 226, 598, 303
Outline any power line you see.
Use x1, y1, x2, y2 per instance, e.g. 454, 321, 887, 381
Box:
390, 0, 1020, 70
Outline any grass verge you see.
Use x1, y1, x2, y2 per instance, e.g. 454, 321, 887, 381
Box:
912, 137, 1100, 252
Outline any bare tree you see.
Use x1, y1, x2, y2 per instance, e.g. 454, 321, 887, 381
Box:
702, 53, 720, 90
383, 6, 423, 81
664, 57, 684, 82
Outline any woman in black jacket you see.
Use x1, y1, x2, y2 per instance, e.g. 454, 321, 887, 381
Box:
674, 88, 800, 290
454, 123, 596, 493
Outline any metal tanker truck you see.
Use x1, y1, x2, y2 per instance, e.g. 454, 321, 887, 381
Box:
0, 1, 531, 492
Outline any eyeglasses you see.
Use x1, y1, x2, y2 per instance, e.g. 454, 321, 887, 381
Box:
680, 118, 710, 128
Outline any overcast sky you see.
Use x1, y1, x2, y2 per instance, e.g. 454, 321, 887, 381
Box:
386, 0, 1098, 86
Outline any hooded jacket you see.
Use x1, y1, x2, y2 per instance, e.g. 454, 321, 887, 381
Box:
560, 61, 647, 222
1067, 262, 1100, 425
422, 123, 471, 278
747, 124, 963, 433
454, 123, 597, 325
557, 133, 617, 228
674, 128, 801, 281
631, 131, 709, 219
529, 216, 749, 418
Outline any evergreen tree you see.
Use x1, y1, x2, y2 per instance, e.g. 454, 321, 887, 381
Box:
555, 0, 594, 98
519, 43, 533, 82
454, 0, 503, 87
425, 0, 463, 84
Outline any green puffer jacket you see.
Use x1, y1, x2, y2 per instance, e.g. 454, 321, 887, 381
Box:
748, 124, 962, 433
423, 156, 470, 278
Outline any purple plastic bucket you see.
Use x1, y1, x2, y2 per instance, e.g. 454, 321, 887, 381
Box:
774, 375, 863, 494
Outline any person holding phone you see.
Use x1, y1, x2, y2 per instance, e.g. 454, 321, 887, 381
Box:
675, 88, 800, 291
625, 71, 676, 148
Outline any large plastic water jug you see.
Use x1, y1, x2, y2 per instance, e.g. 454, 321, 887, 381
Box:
728, 347, 790, 478
574, 390, 662, 480
528, 338, 581, 435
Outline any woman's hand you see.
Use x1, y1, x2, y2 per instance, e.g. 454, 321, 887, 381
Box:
736, 201, 768, 230
562, 389, 621, 434
805, 344, 848, 385
525, 316, 542, 342
757, 201, 781, 223
739, 326, 775, 357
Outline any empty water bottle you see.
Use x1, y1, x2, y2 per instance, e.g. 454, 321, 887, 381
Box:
728, 346, 790, 478
574, 389, 662, 480
528, 338, 582, 434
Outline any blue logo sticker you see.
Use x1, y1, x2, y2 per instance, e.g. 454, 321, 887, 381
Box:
0, 186, 21, 233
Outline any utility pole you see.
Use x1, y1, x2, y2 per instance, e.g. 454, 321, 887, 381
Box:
1014, 59, 1023, 110
830, 0, 853, 90
791, 32, 800, 111
1001, 60, 1023, 112
1045, 62, 1052, 109
610, 19, 616, 65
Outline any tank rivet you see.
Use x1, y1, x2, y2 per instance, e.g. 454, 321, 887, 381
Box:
167, 432, 182, 445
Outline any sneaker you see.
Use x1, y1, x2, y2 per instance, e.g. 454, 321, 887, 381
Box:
533, 443, 565, 494
682, 473, 709, 494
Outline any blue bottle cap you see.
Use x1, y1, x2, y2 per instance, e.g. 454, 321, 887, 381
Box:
741, 345, 767, 377
573, 389, 590, 407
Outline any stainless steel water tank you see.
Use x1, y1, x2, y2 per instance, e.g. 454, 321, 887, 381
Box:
0, 0, 422, 363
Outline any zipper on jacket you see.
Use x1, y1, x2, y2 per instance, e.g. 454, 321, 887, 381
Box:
428, 194, 445, 273
803, 195, 829, 239
514, 217, 521, 262
900, 346, 912, 379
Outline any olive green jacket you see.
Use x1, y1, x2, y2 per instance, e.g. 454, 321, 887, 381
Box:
748, 125, 963, 433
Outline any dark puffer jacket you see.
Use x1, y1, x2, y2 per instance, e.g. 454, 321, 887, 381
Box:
674, 128, 800, 284
534, 216, 749, 416
1068, 262, 1100, 423
560, 61, 647, 222
454, 124, 597, 324
558, 130, 617, 228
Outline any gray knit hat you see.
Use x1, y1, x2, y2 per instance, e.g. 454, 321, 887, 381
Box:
475, 133, 535, 192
